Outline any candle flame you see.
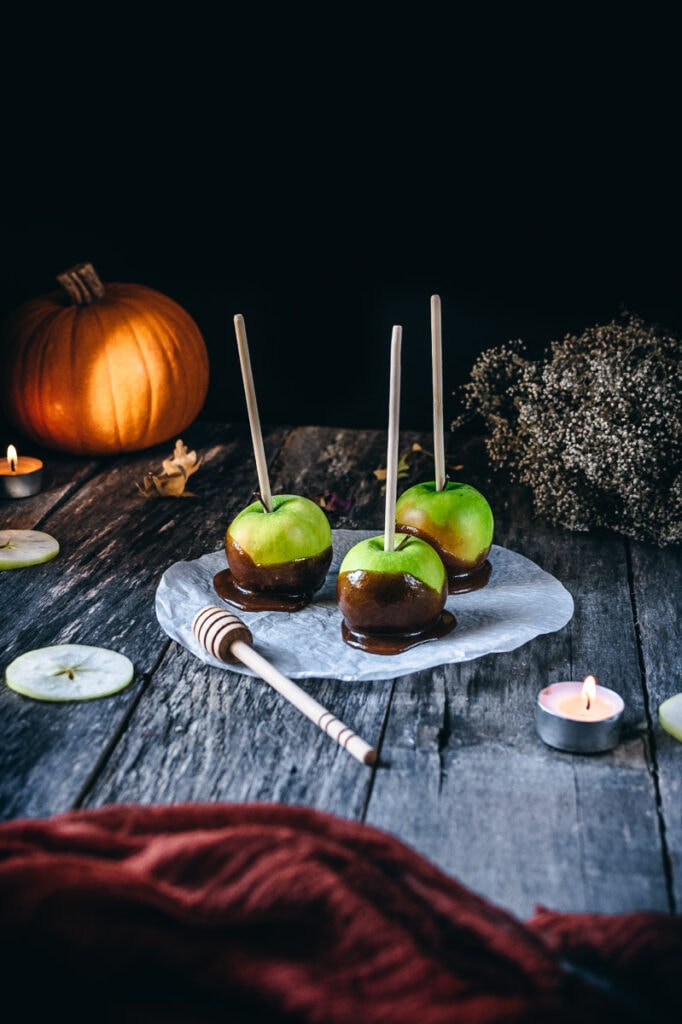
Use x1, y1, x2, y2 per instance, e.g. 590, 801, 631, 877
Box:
582, 674, 597, 710
6, 445, 17, 473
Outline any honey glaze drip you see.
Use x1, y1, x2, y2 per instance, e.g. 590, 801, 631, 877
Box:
447, 559, 492, 595
213, 569, 315, 612
341, 610, 457, 654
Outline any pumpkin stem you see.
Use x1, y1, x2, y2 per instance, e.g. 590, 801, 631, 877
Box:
57, 262, 106, 305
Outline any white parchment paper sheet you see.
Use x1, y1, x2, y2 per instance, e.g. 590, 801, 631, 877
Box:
155, 530, 574, 681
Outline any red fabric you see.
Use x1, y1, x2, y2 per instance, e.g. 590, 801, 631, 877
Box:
0, 802, 679, 1023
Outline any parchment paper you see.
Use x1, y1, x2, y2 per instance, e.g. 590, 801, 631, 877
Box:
155, 531, 574, 681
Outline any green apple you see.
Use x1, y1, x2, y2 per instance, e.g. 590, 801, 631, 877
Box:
659, 693, 682, 742
395, 480, 494, 583
336, 533, 449, 641
0, 530, 60, 570
6, 644, 134, 701
339, 534, 446, 591
225, 493, 333, 595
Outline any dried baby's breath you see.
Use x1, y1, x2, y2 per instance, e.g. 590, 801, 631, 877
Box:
452, 313, 681, 547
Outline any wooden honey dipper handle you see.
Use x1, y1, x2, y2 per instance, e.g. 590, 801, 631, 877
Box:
192, 606, 378, 766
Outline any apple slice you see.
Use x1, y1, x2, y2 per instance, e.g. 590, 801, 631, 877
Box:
659, 693, 682, 743
0, 530, 59, 570
5, 644, 134, 702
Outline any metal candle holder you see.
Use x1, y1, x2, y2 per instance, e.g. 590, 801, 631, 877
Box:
0, 457, 44, 499
535, 681, 625, 754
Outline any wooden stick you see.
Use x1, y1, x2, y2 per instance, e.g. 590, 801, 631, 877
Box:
233, 314, 273, 513
431, 294, 446, 491
192, 606, 378, 766
384, 325, 403, 552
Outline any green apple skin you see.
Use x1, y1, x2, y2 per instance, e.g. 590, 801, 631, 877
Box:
226, 494, 333, 594
338, 535, 446, 592
337, 534, 448, 637
395, 481, 494, 575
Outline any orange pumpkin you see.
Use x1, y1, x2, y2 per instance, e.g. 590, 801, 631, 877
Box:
0, 262, 210, 456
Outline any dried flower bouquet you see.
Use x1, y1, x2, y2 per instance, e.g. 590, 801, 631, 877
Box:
453, 313, 681, 547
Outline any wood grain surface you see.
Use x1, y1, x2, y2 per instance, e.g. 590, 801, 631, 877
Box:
1, 421, 679, 920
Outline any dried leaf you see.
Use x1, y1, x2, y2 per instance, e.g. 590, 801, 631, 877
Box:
374, 454, 411, 483
374, 443, 463, 492
309, 491, 354, 515
396, 453, 411, 478
136, 439, 202, 499
410, 442, 463, 472
136, 476, 157, 499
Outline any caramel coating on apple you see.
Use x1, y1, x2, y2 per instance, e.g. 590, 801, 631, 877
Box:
337, 569, 447, 637
395, 522, 492, 592
393, 521, 490, 574
226, 537, 333, 595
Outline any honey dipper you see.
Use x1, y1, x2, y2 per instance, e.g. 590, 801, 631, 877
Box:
192, 606, 377, 765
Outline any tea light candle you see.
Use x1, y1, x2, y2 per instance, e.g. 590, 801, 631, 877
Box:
0, 445, 44, 499
536, 674, 624, 753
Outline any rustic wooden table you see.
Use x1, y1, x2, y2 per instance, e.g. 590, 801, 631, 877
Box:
1, 421, 680, 921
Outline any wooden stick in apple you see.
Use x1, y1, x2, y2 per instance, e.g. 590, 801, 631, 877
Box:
336, 322, 456, 653
217, 314, 333, 611
383, 324, 403, 553
393, 294, 495, 594
192, 605, 378, 765
233, 313, 273, 513
431, 293, 446, 492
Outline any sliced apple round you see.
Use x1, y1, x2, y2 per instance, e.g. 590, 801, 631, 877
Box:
5, 644, 134, 702
659, 693, 682, 743
0, 530, 60, 570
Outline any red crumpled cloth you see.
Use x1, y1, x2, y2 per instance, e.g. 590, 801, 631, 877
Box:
0, 802, 679, 1023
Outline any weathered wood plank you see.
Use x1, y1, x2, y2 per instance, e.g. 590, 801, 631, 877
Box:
81, 424, 408, 816
266, 422, 475, 531
266, 424, 391, 530
1, 421, 676, 930
0, 451, 102, 529
0, 422, 293, 820
629, 539, 682, 912
365, 439, 669, 919
367, 658, 666, 919
83, 643, 390, 815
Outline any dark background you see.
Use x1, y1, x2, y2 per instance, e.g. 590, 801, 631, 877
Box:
2, 11, 680, 436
